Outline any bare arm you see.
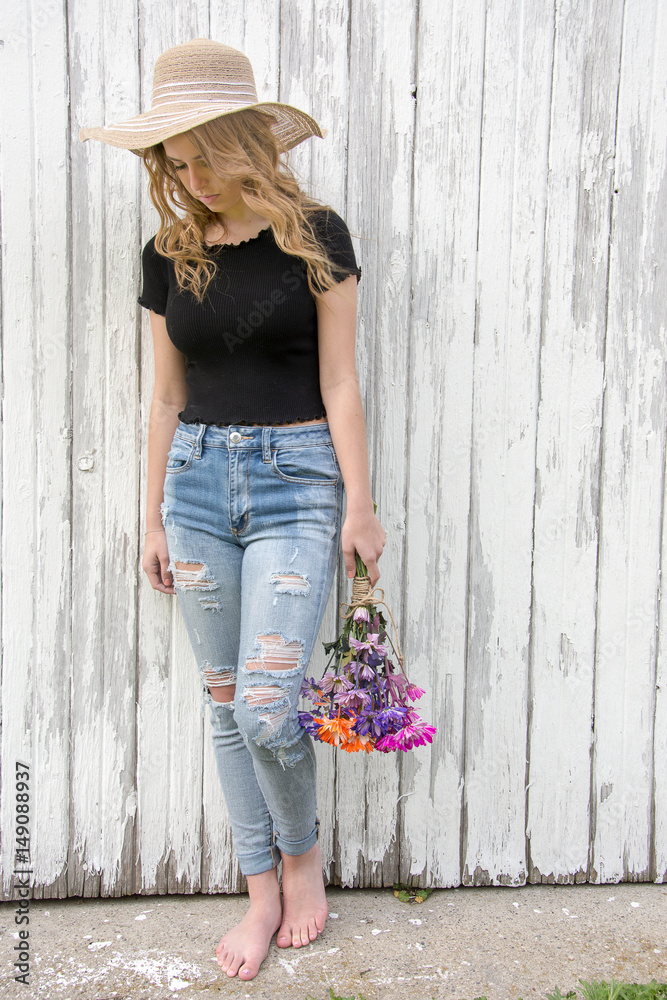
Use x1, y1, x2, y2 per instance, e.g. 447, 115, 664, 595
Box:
142, 310, 188, 593
317, 275, 386, 585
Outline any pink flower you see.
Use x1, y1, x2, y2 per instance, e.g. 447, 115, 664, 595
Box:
405, 683, 425, 701
353, 607, 370, 622
375, 733, 400, 752
393, 719, 437, 751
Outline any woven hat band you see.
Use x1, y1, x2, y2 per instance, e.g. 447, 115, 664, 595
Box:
151, 81, 259, 109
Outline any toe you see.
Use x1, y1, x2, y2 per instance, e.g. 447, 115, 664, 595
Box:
276, 925, 292, 948
239, 962, 258, 981
224, 954, 242, 978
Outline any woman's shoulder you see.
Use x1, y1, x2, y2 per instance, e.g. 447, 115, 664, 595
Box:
305, 206, 352, 239
141, 234, 173, 275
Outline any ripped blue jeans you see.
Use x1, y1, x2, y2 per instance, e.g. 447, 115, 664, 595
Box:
160, 420, 343, 876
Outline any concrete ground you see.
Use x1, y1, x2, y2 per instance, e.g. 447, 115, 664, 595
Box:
1, 882, 665, 1000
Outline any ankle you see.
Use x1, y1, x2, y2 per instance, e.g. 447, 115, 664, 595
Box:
245, 866, 281, 904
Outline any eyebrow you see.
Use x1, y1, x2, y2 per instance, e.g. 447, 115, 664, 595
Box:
166, 154, 206, 163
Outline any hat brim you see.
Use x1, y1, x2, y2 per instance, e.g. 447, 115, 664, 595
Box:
79, 101, 326, 154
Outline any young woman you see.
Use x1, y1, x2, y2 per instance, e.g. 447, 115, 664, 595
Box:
81, 38, 385, 982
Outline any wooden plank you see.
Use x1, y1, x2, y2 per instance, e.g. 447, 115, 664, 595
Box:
462, 0, 554, 886
135, 1, 211, 895
399, 0, 486, 888
364, 0, 417, 889
590, 0, 667, 883
328, 0, 417, 888
645, 0, 667, 889
0, 0, 61, 900
526, 0, 623, 884
69, 0, 142, 897
299, 0, 353, 886
655, 432, 667, 882
23, 0, 72, 900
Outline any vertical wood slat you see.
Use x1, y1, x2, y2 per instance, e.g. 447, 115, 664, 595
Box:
400, 0, 486, 887
335, 0, 383, 888
591, 0, 667, 883
334, 0, 418, 889
526, 0, 622, 885
462, 0, 554, 886
0, 0, 35, 898
299, 0, 353, 886
0, 0, 70, 897
70, 0, 142, 899
68, 0, 108, 898
134, 0, 211, 896
29, 0, 72, 899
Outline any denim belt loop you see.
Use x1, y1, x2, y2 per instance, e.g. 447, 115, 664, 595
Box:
262, 426, 272, 463
194, 422, 206, 458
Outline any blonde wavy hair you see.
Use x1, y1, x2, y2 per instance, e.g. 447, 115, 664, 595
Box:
142, 109, 350, 301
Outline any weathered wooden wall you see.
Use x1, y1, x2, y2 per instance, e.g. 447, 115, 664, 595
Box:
1, 0, 666, 898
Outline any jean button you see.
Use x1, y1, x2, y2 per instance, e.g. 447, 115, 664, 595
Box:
229, 431, 242, 444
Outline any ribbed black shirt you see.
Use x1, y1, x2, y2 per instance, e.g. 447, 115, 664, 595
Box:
138, 209, 361, 425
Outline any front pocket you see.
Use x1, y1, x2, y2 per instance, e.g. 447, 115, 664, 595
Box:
271, 444, 339, 485
165, 437, 195, 474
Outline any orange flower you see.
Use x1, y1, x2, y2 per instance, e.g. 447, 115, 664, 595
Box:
314, 714, 354, 747
341, 733, 375, 754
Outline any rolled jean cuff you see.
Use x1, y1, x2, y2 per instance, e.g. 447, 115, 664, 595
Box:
237, 843, 281, 876
274, 818, 320, 858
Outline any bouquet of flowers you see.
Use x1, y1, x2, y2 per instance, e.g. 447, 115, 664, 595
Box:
298, 547, 436, 754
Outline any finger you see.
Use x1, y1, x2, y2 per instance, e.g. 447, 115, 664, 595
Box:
342, 542, 356, 578
143, 560, 174, 594
365, 557, 380, 587
161, 557, 173, 588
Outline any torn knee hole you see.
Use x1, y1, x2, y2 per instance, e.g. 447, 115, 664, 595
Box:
245, 633, 303, 672
201, 665, 236, 689
244, 685, 283, 706
172, 561, 218, 591
270, 572, 311, 596
244, 687, 290, 738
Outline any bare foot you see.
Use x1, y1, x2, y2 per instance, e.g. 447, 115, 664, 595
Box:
277, 842, 328, 948
216, 868, 282, 980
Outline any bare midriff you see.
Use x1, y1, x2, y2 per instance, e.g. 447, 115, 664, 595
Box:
247, 417, 327, 428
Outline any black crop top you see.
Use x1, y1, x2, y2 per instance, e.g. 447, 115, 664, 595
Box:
138, 208, 361, 426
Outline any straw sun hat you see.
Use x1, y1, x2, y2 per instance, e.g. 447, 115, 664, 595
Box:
79, 38, 326, 154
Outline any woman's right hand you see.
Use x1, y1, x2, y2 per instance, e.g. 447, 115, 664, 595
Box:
142, 529, 175, 594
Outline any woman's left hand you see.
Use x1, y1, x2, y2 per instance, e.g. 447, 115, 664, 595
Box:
341, 508, 386, 586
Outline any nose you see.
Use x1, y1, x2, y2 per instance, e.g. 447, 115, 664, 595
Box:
188, 163, 208, 192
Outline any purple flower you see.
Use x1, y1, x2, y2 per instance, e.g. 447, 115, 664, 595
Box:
376, 706, 408, 728
298, 711, 320, 736
354, 711, 387, 738
356, 661, 376, 682
350, 634, 388, 657
353, 607, 370, 622
334, 686, 372, 710
300, 677, 323, 704
321, 672, 353, 695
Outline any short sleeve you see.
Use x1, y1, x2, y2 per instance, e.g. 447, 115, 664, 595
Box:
138, 236, 170, 315
308, 209, 362, 289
